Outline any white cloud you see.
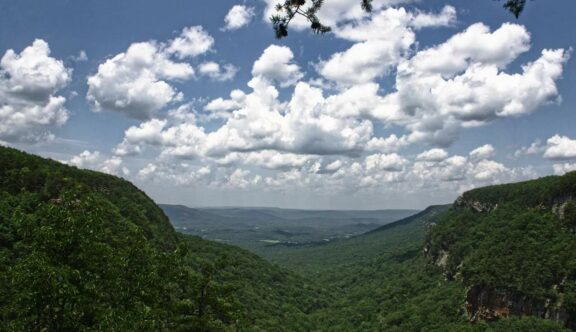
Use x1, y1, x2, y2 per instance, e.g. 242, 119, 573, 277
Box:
409, 23, 530, 76
263, 0, 413, 31
411, 6, 457, 29
66, 150, 129, 176
199, 62, 238, 81
103, 12, 566, 201
325, 159, 344, 172
243, 150, 314, 170
365, 153, 407, 172
69, 150, 101, 168
319, 7, 455, 85
87, 25, 221, 120
87, 41, 194, 120
166, 26, 214, 59
100, 156, 130, 176
553, 163, 576, 175
514, 139, 544, 157
205, 89, 246, 113
116, 78, 384, 160
71, 50, 88, 62
472, 159, 507, 180
543, 135, 576, 160
417, 148, 448, 161
0, 39, 71, 143
223, 5, 255, 31
469, 144, 495, 160
366, 134, 409, 153
252, 45, 303, 87
385, 22, 568, 146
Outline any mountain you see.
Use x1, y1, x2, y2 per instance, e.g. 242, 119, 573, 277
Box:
2, 145, 574, 331
160, 203, 418, 254
0, 146, 330, 331
426, 172, 576, 329
267, 174, 576, 330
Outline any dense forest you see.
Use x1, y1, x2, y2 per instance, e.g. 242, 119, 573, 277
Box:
0, 146, 329, 331
0, 146, 575, 330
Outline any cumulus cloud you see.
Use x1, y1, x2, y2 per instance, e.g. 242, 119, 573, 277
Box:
417, 148, 448, 162
514, 139, 544, 157
87, 42, 194, 119
472, 159, 507, 180
69, 150, 101, 168
553, 163, 576, 175
166, 26, 214, 59
384, 22, 568, 146
114, 77, 387, 161
199, 62, 238, 81
66, 150, 129, 176
543, 135, 576, 160
205, 89, 246, 113
87, 25, 221, 120
263, 0, 413, 31
242, 150, 314, 170
365, 153, 407, 172
319, 6, 455, 85
408, 23, 530, 76
0, 39, 71, 143
252, 45, 303, 87
70, 50, 88, 62
223, 5, 255, 31
469, 144, 495, 160
104, 8, 565, 200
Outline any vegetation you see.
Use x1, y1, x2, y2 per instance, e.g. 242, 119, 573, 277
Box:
1, 146, 573, 330
266, 204, 568, 330
0, 146, 329, 331
161, 204, 417, 255
427, 172, 576, 328
271, 0, 529, 38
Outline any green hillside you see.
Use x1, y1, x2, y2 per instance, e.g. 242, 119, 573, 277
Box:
2, 145, 574, 331
0, 146, 329, 331
267, 180, 574, 331
426, 172, 576, 329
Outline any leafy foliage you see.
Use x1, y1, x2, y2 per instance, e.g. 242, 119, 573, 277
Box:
270, 0, 528, 38
0, 145, 571, 330
426, 172, 576, 328
502, 0, 527, 18
0, 146, 328, 331
270, 0, 335, 38
265, 205, 567, 330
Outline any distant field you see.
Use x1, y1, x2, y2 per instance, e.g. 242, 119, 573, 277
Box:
160, 204, 419, 254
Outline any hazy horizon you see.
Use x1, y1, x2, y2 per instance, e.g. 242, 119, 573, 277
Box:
1, 0, 575, 210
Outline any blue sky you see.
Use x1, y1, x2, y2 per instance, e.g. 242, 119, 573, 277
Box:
1, 0, 575, 209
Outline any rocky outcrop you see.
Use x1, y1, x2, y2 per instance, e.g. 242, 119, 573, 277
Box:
465, 285, 575, 329
552, 195, 575, 220
454, 196, 498, 213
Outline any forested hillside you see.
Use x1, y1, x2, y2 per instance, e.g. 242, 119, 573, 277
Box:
426, 172, 576, 329
0, 146, 329, 331
267, 180, 575, 330
1, 146, 574, 331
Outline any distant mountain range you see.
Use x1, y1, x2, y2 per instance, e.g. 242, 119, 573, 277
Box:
160, 204, 418, 253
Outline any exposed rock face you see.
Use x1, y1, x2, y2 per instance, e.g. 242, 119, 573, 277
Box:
428, 188, 576, 329
465, 286, 575, 330
552, 195, 575, 220
454, 196, 498, 213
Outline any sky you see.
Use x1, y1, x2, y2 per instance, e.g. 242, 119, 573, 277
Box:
1, 0, 575, 209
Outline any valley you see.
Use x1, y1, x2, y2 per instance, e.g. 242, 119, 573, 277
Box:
161, 204, 418, 255
1, 146, 574, 331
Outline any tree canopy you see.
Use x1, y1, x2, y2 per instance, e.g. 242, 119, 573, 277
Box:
271, 0, 528, 38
